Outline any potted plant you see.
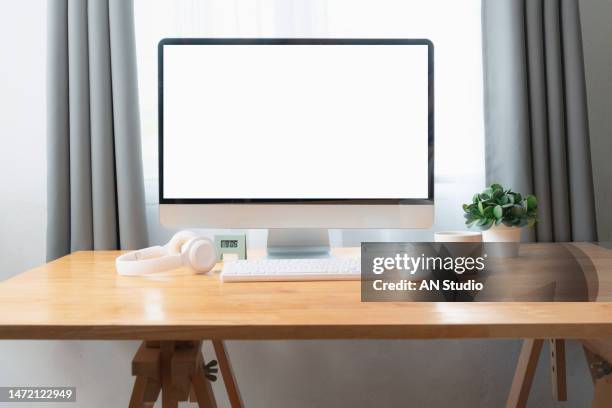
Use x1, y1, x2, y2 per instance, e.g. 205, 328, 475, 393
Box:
462, 183, 538, 244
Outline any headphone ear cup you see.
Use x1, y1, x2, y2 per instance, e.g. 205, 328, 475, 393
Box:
183, 237, 217, 273
167, 231, 198, 255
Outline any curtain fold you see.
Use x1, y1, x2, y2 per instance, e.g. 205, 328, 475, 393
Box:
482, 0, 597, 242
47, 0, 148, 261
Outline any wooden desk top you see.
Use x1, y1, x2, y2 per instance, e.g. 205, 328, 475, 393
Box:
1, 243, 612, 340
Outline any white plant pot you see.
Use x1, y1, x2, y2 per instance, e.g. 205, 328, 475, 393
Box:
482, 224, 521, 242
434, 231, 484, 266
434, 231, 482, 242
482, 224, 521, 258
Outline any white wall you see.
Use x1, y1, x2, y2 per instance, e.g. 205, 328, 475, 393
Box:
0, 0, 47, 279
0, 1, 607, 407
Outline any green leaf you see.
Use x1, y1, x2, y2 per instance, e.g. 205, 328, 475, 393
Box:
493, 205, 503, 219
491, 183, 503, 192
478, 201, 484, 215
478, 219, 493, 230
526, 195, 537, 210
472, 194, 479, 203
514, 192, 522, 203
462, 203, 469, 212
511, 205, 524, 217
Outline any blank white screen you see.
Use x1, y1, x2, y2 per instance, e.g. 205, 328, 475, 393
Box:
163, 43, 429, 199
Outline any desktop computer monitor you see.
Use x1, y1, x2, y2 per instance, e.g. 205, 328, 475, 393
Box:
158, 38, 433, 253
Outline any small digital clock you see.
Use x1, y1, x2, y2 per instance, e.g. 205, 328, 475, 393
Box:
214, 234, 247, 260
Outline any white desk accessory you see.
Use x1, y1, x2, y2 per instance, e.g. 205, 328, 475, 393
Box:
221, 257, 360, 282
116, 231, 217, 276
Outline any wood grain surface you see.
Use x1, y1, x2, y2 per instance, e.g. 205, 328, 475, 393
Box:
0, 243, 611, 340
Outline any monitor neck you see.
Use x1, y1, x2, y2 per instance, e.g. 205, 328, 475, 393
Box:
266, 229, 330, 258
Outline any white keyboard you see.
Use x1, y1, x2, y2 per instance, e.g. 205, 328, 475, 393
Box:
221, 258, 361, 282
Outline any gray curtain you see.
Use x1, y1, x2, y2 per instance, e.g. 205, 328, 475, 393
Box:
482, 0, 597, 242
47, 0, 148, 261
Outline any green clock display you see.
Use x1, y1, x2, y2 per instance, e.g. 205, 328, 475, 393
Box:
220, 240, 238, 249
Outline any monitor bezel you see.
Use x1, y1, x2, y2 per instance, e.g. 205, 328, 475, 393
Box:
158, 38, 434, 205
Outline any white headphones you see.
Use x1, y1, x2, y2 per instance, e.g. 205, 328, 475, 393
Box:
116, 231, 217, 276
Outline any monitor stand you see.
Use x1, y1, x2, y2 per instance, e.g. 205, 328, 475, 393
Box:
266, 229, 330, 258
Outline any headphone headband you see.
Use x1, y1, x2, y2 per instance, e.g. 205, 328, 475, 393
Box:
115, 231, 217, 276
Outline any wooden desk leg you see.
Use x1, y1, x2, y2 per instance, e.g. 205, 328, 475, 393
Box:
583, 346, 599, 385
130, 342, 161, 408
160, 341, 178, 408
213, 340, 244, 408
593, 372, 612, 407
130, 340, 244, 408
582, 349, 612, 407
128, 376, 148, 408
550, 339, 567, 401
192, 366, 218, 408
506, 339, 544, 408
128, 376, 156, 408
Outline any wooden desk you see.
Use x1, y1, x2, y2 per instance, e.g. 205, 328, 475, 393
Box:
1, 243, 611, 407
